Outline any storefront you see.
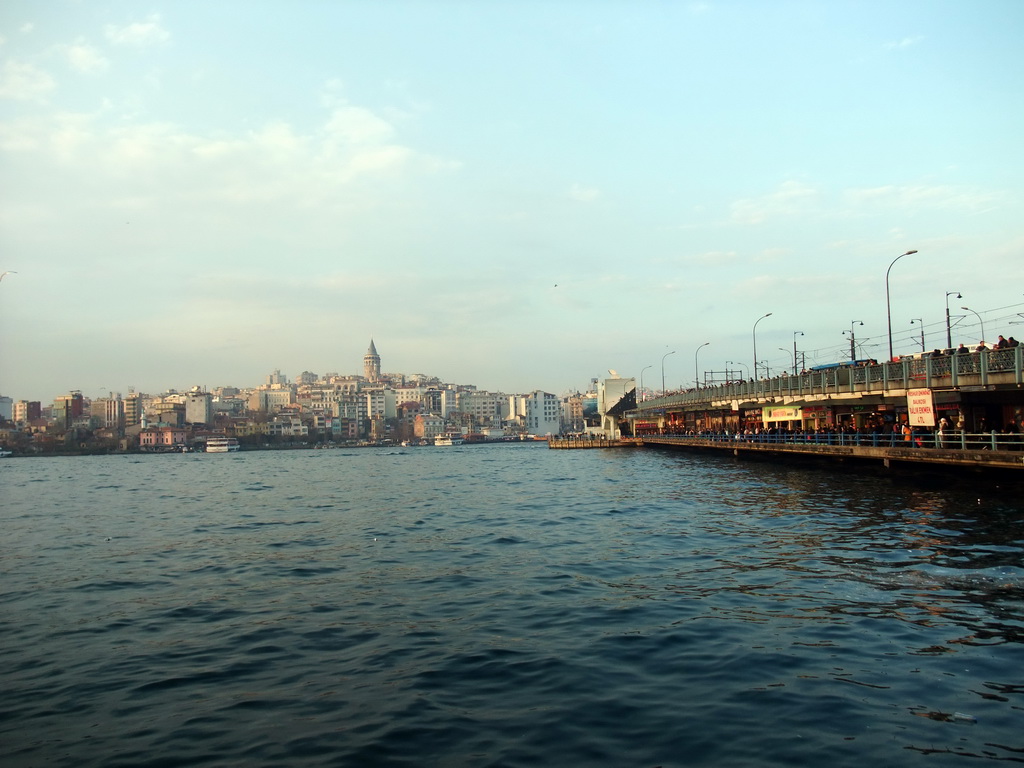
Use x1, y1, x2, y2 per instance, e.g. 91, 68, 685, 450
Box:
762, 405, 802, 431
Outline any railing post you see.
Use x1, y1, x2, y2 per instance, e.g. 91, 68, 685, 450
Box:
980, 348, 989, 385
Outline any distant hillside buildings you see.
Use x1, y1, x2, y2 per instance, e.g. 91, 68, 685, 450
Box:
0, 340, 597, 453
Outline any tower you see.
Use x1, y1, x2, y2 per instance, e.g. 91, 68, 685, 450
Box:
363, 339, 381, 382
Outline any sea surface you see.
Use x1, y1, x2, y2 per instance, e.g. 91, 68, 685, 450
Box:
2, 444, 1023, 767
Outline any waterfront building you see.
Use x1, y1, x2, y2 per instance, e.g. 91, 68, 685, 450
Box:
366, 388, 398, 420
52, 391, 84, 428
139, 426, 186, 449
456, 390, 508, 426
185, 390, 213, 425
123, 391, 142, 427
561, 393, 585, 434
0, 395, 12, 421
523, 390, 561, 436
12, 400, 41, 426
414, 413, 445, 441
268, 415, 308, 439
249, 388, 295, 413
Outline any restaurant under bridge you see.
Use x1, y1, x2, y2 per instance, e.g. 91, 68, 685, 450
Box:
627, 346, 1024, 437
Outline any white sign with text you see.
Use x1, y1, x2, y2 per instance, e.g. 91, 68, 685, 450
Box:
907, 388, 936, 427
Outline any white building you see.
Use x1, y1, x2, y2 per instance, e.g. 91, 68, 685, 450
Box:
523, 390, 561, 436
598, 376, 636, 439
185, 391, 213, 425
366, 388, 398, 420
456, 391, 508, 426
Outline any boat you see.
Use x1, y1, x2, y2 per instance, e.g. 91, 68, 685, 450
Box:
206, 437, 240, 453
0, 448, 12, 458
434, 433, 465, 446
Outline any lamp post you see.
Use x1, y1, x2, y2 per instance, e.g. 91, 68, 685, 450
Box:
694, 342, 709, 389
778, 348, 795, 374
661, 350, 676, 396
639, 365, 652, 403
792, 331, 804, 375
945, 291, 961, 348
961, 306, 986, 345
844, 320, 863, 363
752, 312, 772, 379
886, 249, 918, 361
726, 360, 750, 380
913, 319, 929, 352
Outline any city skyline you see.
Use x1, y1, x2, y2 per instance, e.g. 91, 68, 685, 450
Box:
2, 1, 1023, 402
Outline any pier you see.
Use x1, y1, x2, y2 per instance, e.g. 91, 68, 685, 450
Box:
641, 432, 1024, 475
548, 436, 638, 449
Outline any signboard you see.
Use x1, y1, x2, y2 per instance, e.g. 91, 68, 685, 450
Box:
907, 388, 936, 427
762, 406, 802, 423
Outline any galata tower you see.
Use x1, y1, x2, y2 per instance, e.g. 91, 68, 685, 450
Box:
363, 339, 381, 382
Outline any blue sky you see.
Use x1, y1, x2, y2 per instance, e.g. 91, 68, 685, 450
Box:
2, 1, 1022, 402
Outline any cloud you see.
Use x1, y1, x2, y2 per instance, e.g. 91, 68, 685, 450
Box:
323, 104, 395, 146
886, 36, 923, 50
60, 42, 109, 74
20, 23, 34, 35
842, 184, 1002, 213
0, 92, 453, 216
0, 58, 55, 101
730, 180, 819, 224
569, 183, 600, 202
104, 15, 170, 47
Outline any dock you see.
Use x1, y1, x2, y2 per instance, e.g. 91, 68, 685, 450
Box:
641, 434, 1024, 472
547, 437, 639, 449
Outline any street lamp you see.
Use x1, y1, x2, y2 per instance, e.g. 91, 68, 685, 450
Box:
843, 321, 863, 363
661, 350, 676, 396
726, 360, 750, 379
909, 318, 925, 352
778, 348, 795, 374
792, 331, 804, 375
639, 365, 652, 402
694, 342, 710, 388
945, 291, 961, 348
752, 312, 772, 379
886, 249, 918, 361
961, 306, 986, 345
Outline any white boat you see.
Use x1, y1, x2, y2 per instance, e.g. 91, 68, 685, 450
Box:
434, 434, 464, 446
206, 437, 240, 453
0, 449, 12, 458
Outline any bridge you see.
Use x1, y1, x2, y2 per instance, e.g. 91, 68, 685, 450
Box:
635, 346, 1023, 414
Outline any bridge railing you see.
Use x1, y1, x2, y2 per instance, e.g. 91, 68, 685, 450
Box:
645, 430, 1024, 452
638, 347, 1023, 410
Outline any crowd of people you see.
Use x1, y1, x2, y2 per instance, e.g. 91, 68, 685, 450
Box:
655, 421, 1022, 451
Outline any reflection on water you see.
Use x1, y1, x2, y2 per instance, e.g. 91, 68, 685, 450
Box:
1, 446, 1022, 767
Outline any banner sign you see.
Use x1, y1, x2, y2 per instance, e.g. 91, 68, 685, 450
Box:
763, 406, 802, 423
907, 388, 936, 427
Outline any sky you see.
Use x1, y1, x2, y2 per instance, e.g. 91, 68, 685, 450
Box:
2, 0, 1023, 403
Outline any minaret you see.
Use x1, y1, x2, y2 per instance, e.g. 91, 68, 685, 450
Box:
363, 339, 381, 382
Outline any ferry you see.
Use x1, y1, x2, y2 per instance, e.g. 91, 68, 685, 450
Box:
206, 437, 240, 453
434, 433, 465, 446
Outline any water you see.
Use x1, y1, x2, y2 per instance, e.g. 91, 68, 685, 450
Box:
2, 444, 1023, 766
